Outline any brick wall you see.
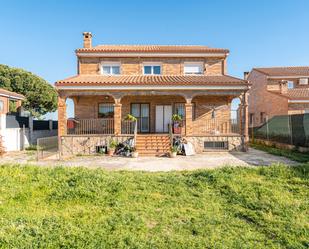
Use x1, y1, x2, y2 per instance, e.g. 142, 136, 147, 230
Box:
79, 57, 225, 75
0, 96, 9, 114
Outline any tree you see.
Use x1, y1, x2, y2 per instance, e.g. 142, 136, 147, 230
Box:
0, 64, 57, 118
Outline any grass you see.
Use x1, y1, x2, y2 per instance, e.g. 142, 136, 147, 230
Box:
250, 142, 309, 163
0, 164, 308, 248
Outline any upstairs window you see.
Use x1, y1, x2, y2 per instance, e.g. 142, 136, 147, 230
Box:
184, 62, 203, 75
102, 63, 120, 75
287, 81, 294, 89
299, 78, 308, 85
143, 64, 161, 75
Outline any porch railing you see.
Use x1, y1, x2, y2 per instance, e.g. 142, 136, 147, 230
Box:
121, 120, 136, 134
192, 118, 240, 135
67, 118, 114, 135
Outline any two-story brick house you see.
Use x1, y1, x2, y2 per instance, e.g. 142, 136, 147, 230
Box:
55, 32, 249, 156
247, 67, 309, 127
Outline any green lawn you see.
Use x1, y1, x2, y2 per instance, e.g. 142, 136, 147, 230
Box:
0, 164, 308, 248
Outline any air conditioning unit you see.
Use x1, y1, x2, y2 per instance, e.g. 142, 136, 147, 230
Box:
299, 78, 308, 85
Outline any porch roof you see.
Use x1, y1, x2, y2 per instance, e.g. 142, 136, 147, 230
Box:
55, 75, 248, 89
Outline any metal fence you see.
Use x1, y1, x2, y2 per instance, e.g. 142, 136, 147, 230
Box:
37, 136, 58, 160
67, 118, 114, 135
250, 114, 309, 147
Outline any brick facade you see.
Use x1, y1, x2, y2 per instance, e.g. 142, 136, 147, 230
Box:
70, 94, 233, 135
79, 57, 225, 76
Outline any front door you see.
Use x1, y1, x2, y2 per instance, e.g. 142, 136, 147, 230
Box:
131, 103, 150, 133
155, 105, 172, 133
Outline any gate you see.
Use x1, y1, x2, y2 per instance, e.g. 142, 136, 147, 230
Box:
36, 136, 58, 160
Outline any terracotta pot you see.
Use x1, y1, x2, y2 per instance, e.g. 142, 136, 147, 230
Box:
132, 151, 139, 158
173, 124, 182, 134
108, 149, 114, 156
170, 152, 177, 158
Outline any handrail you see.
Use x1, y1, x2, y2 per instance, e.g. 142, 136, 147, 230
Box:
169, 123, 173, 146
133, 120, 138, 147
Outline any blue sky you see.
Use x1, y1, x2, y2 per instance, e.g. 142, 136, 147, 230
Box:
1, 0, 309, 119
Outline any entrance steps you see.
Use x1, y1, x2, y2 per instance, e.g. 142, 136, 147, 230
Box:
135, 134, 171, 156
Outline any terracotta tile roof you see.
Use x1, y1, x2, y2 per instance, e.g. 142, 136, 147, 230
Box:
55, 75, 247, 87
0, 88, 25, 100
284, 88, 309, 100
76, 45, 229, 54
254, 66, 309, 77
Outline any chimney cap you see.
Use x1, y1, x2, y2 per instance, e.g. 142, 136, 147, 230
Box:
83, 32, 92, 38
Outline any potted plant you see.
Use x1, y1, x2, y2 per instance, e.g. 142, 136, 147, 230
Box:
125, 114, 137, 122
131, 147, 139, 158
170, 145, 178, 158
108, 139, 118, 156
172, 114, 183, 134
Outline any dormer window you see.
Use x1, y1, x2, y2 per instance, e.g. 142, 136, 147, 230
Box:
101, 62, 120, 75
143, 63, 161, 75
184, 62, 203, 75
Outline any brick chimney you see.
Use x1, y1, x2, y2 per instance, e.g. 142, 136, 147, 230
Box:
243, 71, 249, 80
83, 32, 92, 48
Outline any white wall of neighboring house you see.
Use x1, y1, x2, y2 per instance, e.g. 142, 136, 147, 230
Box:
0, 114, 58, 152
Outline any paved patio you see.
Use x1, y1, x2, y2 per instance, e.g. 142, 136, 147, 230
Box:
0, 148, 298, 171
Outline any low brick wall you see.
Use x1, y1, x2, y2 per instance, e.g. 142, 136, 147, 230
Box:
185, 135, 243, 153
60, 135, 133, 157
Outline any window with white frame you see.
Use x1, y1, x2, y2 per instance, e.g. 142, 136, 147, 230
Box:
143, 64, 161, 75
287, 81, 294, 89
299, 78, 308, 85
101, 63, 120, 75
184, 62, 203, 75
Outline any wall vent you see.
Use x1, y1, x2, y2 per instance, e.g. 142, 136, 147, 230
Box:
204, 141, 228, 150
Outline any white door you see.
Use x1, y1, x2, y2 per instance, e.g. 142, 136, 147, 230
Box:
155, 105, 172, 133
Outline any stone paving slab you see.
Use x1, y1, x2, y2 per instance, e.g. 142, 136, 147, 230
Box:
0, 148, 298, 172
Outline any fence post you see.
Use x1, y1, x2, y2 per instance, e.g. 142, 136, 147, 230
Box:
266, 115, 269, 141
29, 116, 33, 144
288, 115, 293, 145
49, 120, 53, 131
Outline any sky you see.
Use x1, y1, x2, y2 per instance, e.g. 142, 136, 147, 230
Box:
1, 0, 309, 119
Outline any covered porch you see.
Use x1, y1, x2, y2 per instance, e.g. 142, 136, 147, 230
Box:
58, 89, 248, 137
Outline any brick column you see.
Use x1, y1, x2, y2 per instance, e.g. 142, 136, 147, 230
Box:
58, 95, 67, 137
114, 103, 122, 135
185, 102, 193, 136
240, 92, 249, 151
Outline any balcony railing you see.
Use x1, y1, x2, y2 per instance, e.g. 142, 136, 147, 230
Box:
67, 118, 114, 135
192, 118, 240, 135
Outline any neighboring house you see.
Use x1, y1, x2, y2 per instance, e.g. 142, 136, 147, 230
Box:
0, 88, 58, 151
247, 67, 309, 127
0, 88, 24, 114
55, 32, 249, 156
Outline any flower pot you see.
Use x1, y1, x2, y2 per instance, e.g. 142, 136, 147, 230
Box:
132, 151, 139, 158
170, 152, 177, 158
173, 127, 181, 134
108, 149, 114, 156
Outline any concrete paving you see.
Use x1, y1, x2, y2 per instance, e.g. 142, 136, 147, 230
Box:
0, 148, 298, 171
